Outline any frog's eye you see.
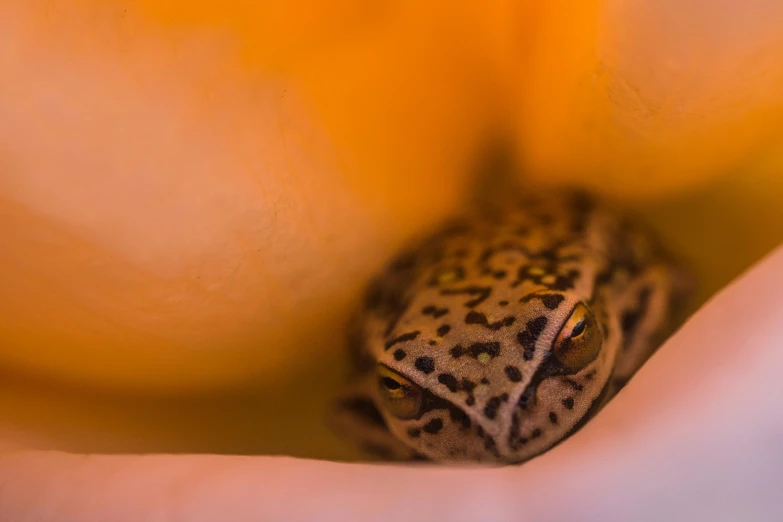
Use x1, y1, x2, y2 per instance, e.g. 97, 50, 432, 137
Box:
553, 303, 602, 374
377, 365, 423, 420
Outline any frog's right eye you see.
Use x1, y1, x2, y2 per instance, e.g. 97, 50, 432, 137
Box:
377, 365, 423, 420
553, 302, 602, 374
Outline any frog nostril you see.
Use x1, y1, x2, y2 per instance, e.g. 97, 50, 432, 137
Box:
382, 377, 401, 390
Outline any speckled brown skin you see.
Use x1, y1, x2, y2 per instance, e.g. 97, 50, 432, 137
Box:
332, 188, 693, 464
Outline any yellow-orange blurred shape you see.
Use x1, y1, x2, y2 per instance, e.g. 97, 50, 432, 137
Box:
517, 0, 783, 196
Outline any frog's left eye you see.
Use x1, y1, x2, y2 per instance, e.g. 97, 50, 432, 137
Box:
553, 303, 602, 374
377, 365, 423, 420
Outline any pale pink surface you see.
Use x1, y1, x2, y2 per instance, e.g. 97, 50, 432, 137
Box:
1, 245, 781, 522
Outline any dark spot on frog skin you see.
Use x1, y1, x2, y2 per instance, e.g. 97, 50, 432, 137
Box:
436, 324, 451, 337
437, 373, 459, 392
449, 342, 501, 360
449, 407, 472, 430
483, 396, 503, 420
393, 349, 406, 361
504, 365, 522, 382
541, 294, 565, 310
468, 342, 501, 359
385, 331, 420, 350
460, 378, 478, 406
461, 379, 476, 393
518, 316, 548, 360
550, 274, 578, 291
422, 305, 449, 319
423, 418, 444, 435
464, 310, 516, 330
562, 397, 575, 410
440, 286, 492, 307
414, 357, 436, 374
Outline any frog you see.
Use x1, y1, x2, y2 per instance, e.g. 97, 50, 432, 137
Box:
331, 185, 694, 464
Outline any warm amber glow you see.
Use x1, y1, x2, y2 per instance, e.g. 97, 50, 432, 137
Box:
0, 2, 781, 465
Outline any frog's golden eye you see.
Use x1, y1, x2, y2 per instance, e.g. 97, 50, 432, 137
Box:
377, 365, 423, 420
553, 303, 602, 374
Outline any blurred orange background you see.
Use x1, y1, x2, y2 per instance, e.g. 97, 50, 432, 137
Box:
0, 0, 782, 459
